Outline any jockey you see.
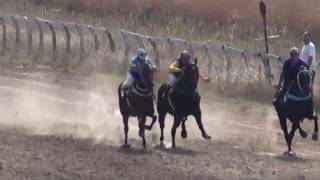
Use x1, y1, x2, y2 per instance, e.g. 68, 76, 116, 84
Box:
121, 48, 156, 97
167, 50, 192, 88
274, 47, 308, 105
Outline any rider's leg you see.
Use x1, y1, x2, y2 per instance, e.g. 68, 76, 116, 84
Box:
273, 88, 286, 106
167, 73, 177, 95
167, 73, 177, 87
121, 72, 135, 97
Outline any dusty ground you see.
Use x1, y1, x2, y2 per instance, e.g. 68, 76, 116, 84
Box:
0, 68, 320, 180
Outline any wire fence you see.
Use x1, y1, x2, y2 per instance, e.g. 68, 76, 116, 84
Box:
0, 13, 289, 87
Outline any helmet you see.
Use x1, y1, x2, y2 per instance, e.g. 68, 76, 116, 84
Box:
179, 50, 191, 65
137, 48, 147, 60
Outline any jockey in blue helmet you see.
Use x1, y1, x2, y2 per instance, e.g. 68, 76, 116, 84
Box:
121, 48, 156, 96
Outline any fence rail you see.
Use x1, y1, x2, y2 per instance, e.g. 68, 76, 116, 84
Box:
0, 13, 287, 83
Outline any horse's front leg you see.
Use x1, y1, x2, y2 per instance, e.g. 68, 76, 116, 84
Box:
312, 115, 319, 141
181, 117, 187, 139
122, 115, 129, 147
138, 117, 147, 148
298, 124, 308, 138
193, 110, 211, 140
279, 117, 290, 153
171, 116, 182, 148
158, 112, 166, 144
145, 115, 157, 131
287, 121, 299, 155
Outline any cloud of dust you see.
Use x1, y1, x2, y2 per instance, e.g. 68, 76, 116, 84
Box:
0, 73, 129, 144
0, 70, 280, 151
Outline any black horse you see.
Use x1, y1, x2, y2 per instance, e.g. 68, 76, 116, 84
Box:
118, 66, 157, 148
274, 67, 318, 156
156, 60, 211, 148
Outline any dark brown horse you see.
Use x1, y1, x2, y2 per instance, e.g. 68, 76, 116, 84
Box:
156, 60, 211, 148
274, 67, 318, 156
118, 66, 157, 148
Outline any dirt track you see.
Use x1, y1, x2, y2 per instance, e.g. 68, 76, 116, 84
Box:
0, 68, 320, 180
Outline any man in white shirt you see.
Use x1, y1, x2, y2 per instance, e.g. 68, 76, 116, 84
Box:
300, 32, 317, 82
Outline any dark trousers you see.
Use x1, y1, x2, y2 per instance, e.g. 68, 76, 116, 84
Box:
273, 87, 288, 106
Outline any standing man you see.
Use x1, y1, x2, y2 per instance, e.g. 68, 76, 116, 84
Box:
300, 32, 317, 82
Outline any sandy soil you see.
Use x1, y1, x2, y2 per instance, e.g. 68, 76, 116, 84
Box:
0, 68, 319, 180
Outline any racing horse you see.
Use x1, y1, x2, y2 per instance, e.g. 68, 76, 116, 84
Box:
274, 67, 318, 156
156, 59, 211, 148
118, 65, 157, 148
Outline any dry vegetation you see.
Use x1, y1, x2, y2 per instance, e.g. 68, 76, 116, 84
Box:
0, 0, 319, 104
2, 0, 320, 54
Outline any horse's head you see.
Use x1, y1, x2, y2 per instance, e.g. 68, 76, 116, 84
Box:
297, 66, 312, 95
135, 64, 155, 91
177, 60, 199, 93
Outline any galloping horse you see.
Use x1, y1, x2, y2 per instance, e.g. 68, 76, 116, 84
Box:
157, 60, 211, 148
274, 67, 318, 155
118, 65, 157, 148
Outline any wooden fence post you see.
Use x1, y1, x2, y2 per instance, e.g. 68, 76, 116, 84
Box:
204, 44, 213, 81
0, 17, 6, 56
11, 15, 21, 53
135, 35, 144, 49
63, 25, 71, 54
89, 27, 99, 52
47, 21, 57, 65
34, 18, 44, 58
121, 31, 129, 61
23, 17, 33, 57
105, 29, 115, 52
223, 45, 232, 89
148, 38, 160, 66
184, 40, 194, 58
76, 24, 85, 64
167, 38, 175, 60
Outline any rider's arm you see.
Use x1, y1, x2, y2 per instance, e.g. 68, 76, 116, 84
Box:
276, 71, 284, 88
146, 59, 157, 70
168, 61, 182, 73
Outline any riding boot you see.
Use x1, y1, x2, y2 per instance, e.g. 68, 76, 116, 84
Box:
121, 84, 129, 98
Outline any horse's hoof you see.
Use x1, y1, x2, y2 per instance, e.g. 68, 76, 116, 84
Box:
139, 131, 145, 138
152, 116, 157, 121
122, 144, 131, 149
300, 131, 308, 138
159, 142, 165, 148
288, 151, 296, 157
181, 130, 187, 139
284, 150, 296, 157
203, 134, 212, 140
160, 137, 164, 142
312, 133, 318, 141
